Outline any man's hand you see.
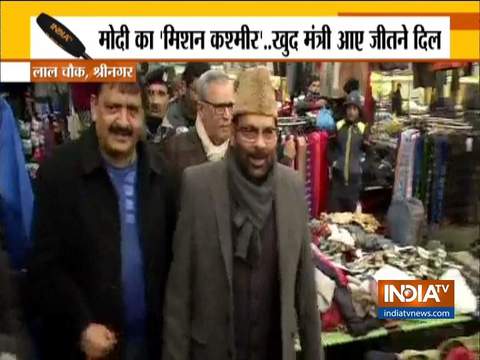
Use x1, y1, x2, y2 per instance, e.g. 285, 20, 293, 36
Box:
283, 136, 297, 161
314, 98, 327, 109
81, 323, 117, 359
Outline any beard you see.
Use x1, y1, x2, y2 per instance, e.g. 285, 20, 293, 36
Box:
148, 103, 166, 118
232, 145, 276, 184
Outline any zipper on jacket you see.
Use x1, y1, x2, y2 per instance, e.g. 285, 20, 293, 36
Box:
344, 125, 352, 186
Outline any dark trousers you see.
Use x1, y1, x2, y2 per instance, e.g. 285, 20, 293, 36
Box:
328, 171, 361, 213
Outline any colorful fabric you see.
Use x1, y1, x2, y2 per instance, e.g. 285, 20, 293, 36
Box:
393, 129, 419, 199
430, 136, 449, 224
444, 347, 476, 360
413, 136, 424, 197
406, 132, 420, 198
308, 131, 329, 218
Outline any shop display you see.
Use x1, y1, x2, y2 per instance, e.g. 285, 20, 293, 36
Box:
309, 212, 478, 339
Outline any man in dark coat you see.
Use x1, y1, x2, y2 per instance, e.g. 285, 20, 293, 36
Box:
143, 66, 176, 143
165, 62, 211, 130
161, 69, 234, 204
0, 229, 31, 359
29, 83, 175, 360
163, 67, 322, 360
295, 75, 328, 116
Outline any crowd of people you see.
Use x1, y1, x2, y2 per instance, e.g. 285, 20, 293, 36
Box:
0, 62, 374, 360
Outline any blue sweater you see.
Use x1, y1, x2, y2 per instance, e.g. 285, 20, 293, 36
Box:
106, 162, 147, 340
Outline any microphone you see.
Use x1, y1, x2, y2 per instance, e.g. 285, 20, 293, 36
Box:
36, 13, 92, 59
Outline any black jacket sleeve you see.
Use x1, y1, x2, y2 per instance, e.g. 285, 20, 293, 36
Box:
294, 177, 323, 360
28, 165, 92, 341
0, 238, 32, 358
327, 131, 338, 167
162, 170, 194, 360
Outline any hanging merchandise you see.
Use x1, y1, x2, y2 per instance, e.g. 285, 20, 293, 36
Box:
432, 62, 469, 72
443, 134, 480, 225
71, 83, 98, 129
412, 63, 435, 89
295, 135, 308, 181
429, 135, 449, 226
278, 117, 329, 219
393, 129, 419, 199
308, 131, 330, 218
7, 83, 81, 180
394, 130, 451, 228
0, 98, 34, 270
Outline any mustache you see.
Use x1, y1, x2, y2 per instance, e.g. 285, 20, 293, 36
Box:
150, 104, 162, 111
247, 149, 274, 159
109, 124, 133, 136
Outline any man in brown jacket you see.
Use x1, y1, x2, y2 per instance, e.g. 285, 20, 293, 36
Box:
161, 69, 234, 202
163, 67, 322, 360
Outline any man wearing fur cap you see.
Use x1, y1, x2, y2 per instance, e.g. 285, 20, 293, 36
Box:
163, 67, 322, 360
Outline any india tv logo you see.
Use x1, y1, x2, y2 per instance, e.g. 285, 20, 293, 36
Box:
377, 280, 454, 320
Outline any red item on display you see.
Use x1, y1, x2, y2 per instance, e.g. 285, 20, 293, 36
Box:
295, 136, 308, 181
308, 131, 330, 218
321, 302, 344, 332
33, 147, 45, 163
432, 62, 469, 71
278, 101, 293, 117
310, 223, 331, 246
445, 347, 476, 360
311, 245, 348, 286
71, 83, 98, 111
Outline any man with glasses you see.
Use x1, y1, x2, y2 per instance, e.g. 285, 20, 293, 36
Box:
163, 67, 322, 360
162, 69, 234, 203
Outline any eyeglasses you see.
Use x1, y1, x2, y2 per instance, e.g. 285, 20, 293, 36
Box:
237, 125, 279, 143
200, 100, 234, 115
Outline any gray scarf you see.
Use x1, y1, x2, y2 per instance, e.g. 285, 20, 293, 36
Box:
228, 155, 274, 266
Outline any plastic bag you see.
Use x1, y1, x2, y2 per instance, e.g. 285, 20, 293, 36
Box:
316, 108, 335, 131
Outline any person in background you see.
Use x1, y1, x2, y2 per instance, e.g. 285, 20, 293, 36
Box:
144, 66, 176, 143
171, 74, 186, 101
162, 67, 322, 360
137, 62, 150, 87
392, 83, 403, 116
29, 82, 175, 360
295, 75, 328, 116
165, 62, 211, 131
162, 69, 234, 204
328, 90, 370, 213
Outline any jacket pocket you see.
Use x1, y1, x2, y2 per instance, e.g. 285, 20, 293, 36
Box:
288, 308, 299, 335
191, 321, 207, 345
190, 322, 208, 360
